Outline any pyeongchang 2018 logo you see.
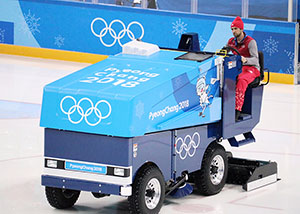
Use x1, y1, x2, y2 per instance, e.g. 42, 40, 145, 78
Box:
60, 96, 112, 126
91, 17, 144, 48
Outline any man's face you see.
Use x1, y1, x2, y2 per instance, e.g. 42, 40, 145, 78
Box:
231, 27, 243, 38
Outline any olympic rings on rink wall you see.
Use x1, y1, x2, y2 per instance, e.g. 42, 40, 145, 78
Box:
60, 96, 112, 126
91, 17, 144, 47
175, 132, 200, 160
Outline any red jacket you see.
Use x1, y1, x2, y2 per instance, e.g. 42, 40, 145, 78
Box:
227, 33, 260, 70
227, 35, 254, 57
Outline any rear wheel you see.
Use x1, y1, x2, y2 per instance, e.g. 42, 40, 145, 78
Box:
45, 186, 80, 209
128, 165, 165, 214
195, 142, 228, 195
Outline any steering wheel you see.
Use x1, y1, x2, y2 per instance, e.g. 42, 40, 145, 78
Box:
223, 45, 241, 56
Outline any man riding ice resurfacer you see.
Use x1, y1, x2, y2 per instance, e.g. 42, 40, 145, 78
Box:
40, 35, 277, 213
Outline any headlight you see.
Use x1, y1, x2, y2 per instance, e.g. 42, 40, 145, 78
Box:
114, 168, 125, 176
47, 159, 58, 168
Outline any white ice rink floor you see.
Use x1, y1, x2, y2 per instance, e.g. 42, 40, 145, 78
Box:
0, 53, 299, 214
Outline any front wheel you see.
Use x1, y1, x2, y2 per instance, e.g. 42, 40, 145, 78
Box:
128, 165, 165, 214
194, 142, 228, 196
45, 186, 80, 209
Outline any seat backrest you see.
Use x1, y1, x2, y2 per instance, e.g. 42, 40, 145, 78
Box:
248, 51, 264, 88
258, 51, 264, 80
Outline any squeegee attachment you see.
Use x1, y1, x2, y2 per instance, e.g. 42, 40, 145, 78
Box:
226, 157, 278, 191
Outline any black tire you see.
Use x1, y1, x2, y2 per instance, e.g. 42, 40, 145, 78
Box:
195, 142, 228, 196
128, 165, 165, 214
45, 186, 80, 209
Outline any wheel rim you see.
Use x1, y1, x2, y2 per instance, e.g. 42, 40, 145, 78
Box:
62, 189, 76, 199
144, 178, 161, 210
209, 155, 225, 185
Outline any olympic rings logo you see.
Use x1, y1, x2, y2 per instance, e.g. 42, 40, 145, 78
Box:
91, 17, 144, 47
175, 132, 200, 160
60, 96, 112, 126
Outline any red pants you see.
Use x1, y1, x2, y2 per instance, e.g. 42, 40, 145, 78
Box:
236, 66, 260, 111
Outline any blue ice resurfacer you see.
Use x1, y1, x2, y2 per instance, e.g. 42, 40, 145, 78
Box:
40, 37, 277, 213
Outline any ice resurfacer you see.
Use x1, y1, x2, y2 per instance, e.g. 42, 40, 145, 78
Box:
40, 38, 277, 213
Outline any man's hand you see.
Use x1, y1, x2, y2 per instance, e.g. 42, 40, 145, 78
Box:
241, 56, 247, 64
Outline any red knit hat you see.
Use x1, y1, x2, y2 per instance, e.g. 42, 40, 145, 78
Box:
231, 16, 244, 30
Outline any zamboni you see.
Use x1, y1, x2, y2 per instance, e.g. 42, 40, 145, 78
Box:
40, 37, 277, 213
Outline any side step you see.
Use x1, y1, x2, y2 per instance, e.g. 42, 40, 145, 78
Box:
228, 132, 255, 147
226, 157, 278, 191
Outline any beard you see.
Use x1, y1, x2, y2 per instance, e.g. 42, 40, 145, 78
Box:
234, 31, 242, 38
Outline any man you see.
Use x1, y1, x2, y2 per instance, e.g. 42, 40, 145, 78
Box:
227, 16, 260, 121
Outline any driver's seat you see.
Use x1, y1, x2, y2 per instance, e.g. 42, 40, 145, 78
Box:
248, 51, 265, 88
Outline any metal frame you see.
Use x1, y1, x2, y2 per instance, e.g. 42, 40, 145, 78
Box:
242, 0, 249, 19
191, 0, 198, 14
288, 0, 293, 22
295, 22, 299, 84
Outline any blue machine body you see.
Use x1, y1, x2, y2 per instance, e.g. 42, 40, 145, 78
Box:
40, 50, 222, 137
41, 49, 263, 197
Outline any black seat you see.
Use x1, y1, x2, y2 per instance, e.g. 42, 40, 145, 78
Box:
248, 51, 265, 88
